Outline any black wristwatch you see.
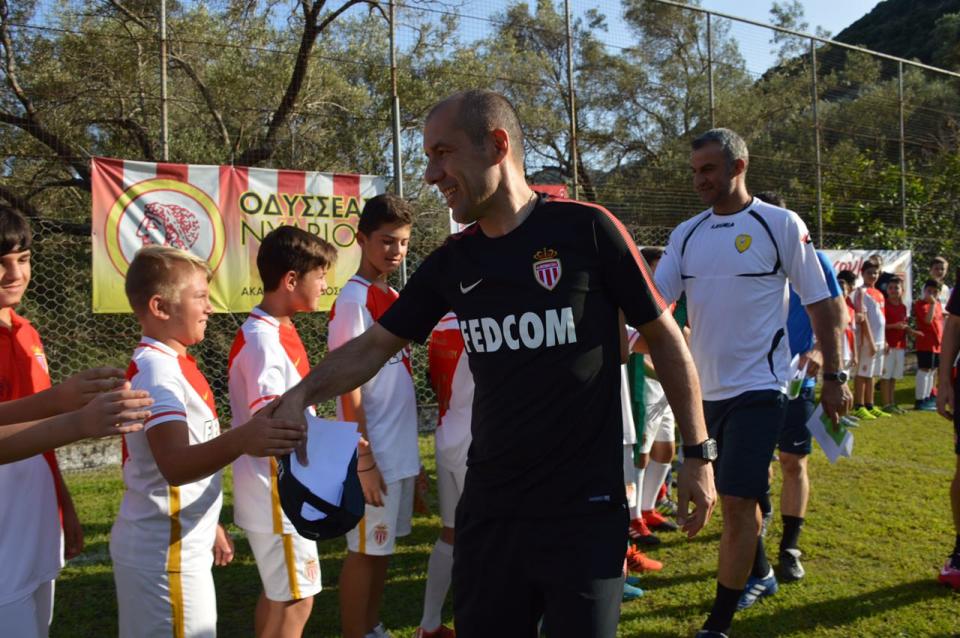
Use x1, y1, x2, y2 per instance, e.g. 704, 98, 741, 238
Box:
822, 371, 849, 383
682, 438, 718, 461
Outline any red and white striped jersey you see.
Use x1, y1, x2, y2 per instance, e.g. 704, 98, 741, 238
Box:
110, 337, 222, 572
428, 312, 474, 470
329, 275, 419, 483
0, 311, 63, 605
227, 307, 310, 534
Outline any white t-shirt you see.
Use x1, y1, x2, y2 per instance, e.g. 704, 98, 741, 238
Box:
110, 337, 222, 573
329, 276, 419, 484
429, 312, 474, 470
655, 197, 831, 401
854, 286, 886, 349
0, 455, 62, 605
228, 307, 311, 534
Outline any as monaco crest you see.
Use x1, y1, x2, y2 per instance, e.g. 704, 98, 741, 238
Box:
533, 247, 562, 291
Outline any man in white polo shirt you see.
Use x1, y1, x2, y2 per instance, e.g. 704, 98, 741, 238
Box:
655, 128, 850, 637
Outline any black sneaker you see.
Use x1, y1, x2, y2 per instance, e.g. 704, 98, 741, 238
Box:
778, 547, 805, 581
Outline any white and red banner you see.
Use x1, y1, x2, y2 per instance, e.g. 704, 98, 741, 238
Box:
91, 158, 385, 313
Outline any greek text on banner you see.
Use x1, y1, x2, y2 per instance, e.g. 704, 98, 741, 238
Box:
91, 158, 386, 313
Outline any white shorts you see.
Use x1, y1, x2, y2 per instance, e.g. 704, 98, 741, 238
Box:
638, 405, 676, 455
436, 464, 467, 529
345, 476, 414, 556
857, 343, 885, 378
246, 531, 322, 602
114, 563, 216, 638
0, 580, 53, 638
881, 348, 906, 380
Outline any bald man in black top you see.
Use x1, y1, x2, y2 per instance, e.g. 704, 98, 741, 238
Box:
274, 90, 716, 637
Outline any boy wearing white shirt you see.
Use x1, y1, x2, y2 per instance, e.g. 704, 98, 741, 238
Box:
328, 194, 419, 638
228, 226, 337, 637
111, 246, 304, 638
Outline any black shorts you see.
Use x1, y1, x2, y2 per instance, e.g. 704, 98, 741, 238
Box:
703, 389, 788, 498
453, 507, 627, 638
778, 386, 815, 456
917, 351, 940, 370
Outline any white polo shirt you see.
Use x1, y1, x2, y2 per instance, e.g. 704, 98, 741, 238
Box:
228, 307, 311, 535
655, 197, 831, 401
110, 337, 222, 573
428, 312, 474, 471
329, 276, 419, 484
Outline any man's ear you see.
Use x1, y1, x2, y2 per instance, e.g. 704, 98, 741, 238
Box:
147, 294, 170, 320
490, 128, 510, 164
731, 158, 747, 178
356, 231, 368, 248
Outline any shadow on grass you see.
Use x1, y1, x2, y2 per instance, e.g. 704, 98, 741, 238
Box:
737, 579, 956, 637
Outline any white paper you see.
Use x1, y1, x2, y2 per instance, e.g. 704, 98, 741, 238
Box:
807, 404, 854, 464
290, 415, 361, 521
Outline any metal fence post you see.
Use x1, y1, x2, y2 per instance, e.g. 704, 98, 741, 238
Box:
389, 1, 407, 284
707, 12, 715, 128
898, 60, 907, 230
811, 38, 823, 245
564, 0, 579, 200
159, 0, 169, 161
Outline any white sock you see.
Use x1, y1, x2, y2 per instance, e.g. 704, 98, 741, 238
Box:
927, 370, 937, 398
641, 460, 671, 511
420, 539, 454, 631
631, 467, 645, 520
916, 370, 932, 400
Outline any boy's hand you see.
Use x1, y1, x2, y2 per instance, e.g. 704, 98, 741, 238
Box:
62, 494, 84, 560
938, 381, 955, 420
78, 383, 153, 439
213, 524, 234, 566
866, 342, 877, 357
358, 454, 387, 507
238, 411, 305, 457
55, 367, 128, 411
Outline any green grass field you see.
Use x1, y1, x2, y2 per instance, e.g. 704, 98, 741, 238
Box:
51, 379, 959, 637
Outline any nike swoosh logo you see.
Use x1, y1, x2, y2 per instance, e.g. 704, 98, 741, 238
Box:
793, 440, 806, 447
460, 279, 482, 294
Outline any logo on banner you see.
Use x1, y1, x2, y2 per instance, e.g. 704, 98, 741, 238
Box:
533, 247, 562, 291
735, 234, 752, 254
104, 179, 226, 276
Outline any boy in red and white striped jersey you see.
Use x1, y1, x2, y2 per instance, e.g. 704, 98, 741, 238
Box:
111, 245, 303, 638
228, 226, 336, 637
415, 311, 473, 638
328, 194, 419, 638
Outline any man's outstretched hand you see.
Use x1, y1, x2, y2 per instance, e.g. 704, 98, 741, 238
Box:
262, 391, 310, 464
675, 458, 716, 538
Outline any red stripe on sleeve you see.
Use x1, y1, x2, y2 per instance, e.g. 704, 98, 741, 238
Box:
145, 410, 188, 424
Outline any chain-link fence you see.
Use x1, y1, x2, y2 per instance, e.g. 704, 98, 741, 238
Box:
6, 1, 960, 452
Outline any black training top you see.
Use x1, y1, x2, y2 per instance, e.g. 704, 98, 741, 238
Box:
379, 196, 665, 517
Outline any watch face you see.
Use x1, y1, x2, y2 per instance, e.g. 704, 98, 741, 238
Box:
704, 439, 719, 460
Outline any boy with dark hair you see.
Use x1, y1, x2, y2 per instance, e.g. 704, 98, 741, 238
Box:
931, 257, 951, 307
914, 279, 944, 411
853, 260, 891, 419
0, 206, 119, 636
328, 193, 418, 638
837, 270, 859, 377
228, 225, 337, 637
111, 245, 303, 637
880, 276, 917, 414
